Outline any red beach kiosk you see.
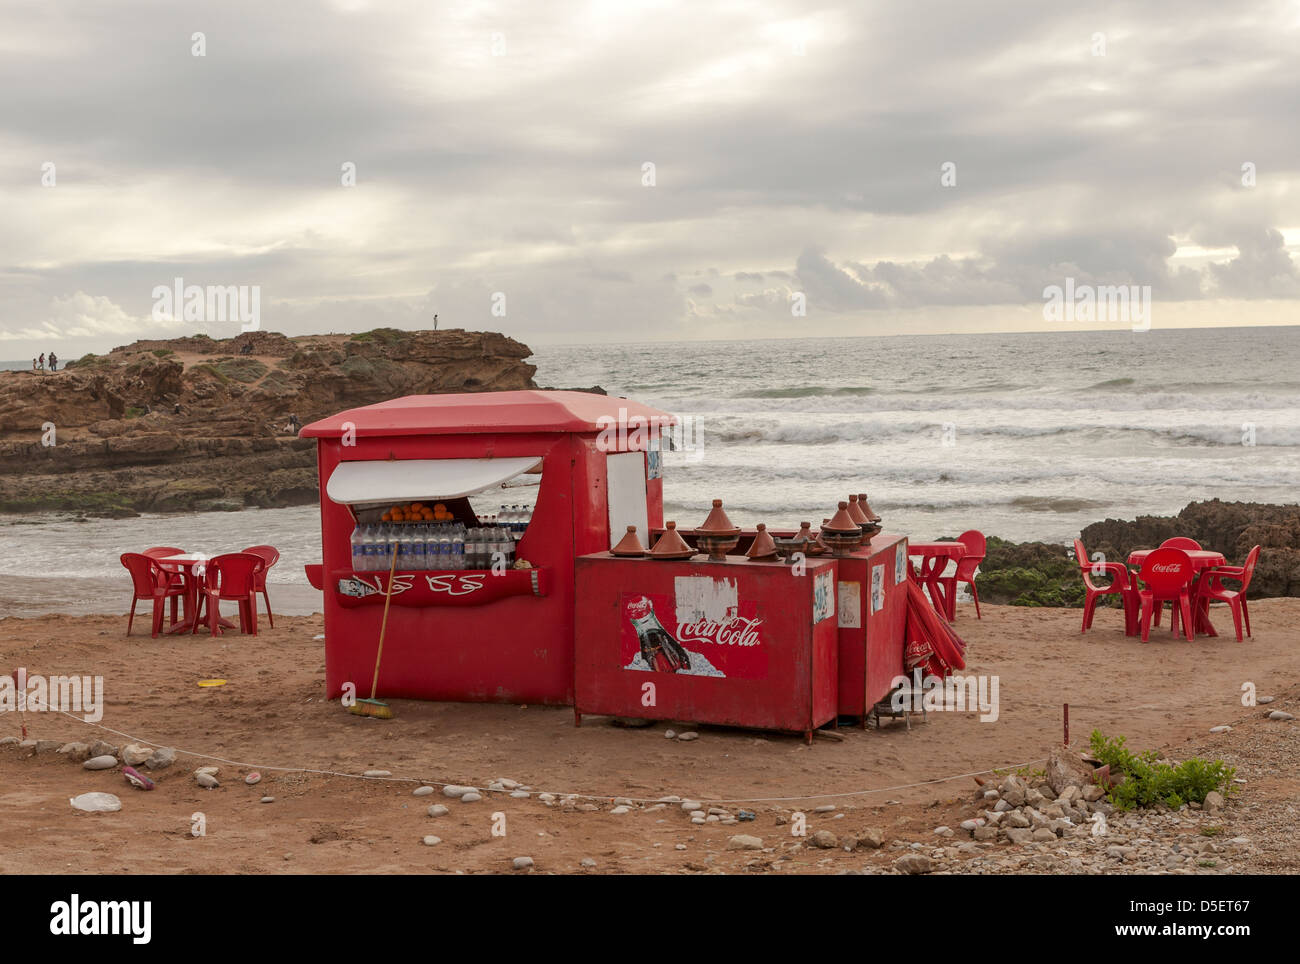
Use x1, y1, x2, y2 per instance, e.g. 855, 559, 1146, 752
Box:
301, 391, 675, 705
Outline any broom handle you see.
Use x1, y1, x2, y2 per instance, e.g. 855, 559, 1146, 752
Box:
369, 543, 399, 700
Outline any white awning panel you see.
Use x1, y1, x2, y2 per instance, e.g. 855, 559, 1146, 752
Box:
326, 457, 542, 505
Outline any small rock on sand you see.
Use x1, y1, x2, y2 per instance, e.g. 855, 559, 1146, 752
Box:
422, 836, 442, 846
245, 772, 261, 785
580, 858, 597, 868
611, 806, 630, 815
90, 741, 118, 758
121, 744, 152, 766
512, 856, 534, 870
810, 830, 838, 848
261, 796, 275, 803
676, 731, 699, 742
1267, 710, 1294, 721
83, 755, 118, 770
894, 854, 932, 875
195, 772, 219, 789
70, 792, 122, 812
145, 747, 176, 770
460, 792, 483, 803
1209, 725, 1232, 734
427, 804, 450, 817
364, 769, 392, 778
58, 742, 92, 762
413, 786, 435, 797
444, 785, 471, 798
727, 834, 763, 851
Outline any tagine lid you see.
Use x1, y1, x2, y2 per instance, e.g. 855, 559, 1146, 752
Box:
746, 523, 778, 559
610, 525, 648, 557
650, 521, 696, 559
823, 501, 861, 533
846, 494, 870, 525
695, 499, 741, 536
857, 492, 882, 522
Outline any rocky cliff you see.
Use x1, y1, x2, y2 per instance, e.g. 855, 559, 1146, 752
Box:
0, 328, 537, 515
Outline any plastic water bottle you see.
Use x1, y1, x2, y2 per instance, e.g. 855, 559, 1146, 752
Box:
411, 524, 427, 570
452, 528, 465, 570
350, 524, 364, 571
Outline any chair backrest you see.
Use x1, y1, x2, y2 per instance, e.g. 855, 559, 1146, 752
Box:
120, 553, 165, 596
1159, 537, 1201, 551
952, 530, 985, 578
1072, 539, 1090, 569
242, 545, 280, 570
143, 546, 185, 559
206, 553, 264, 596
1238, 545, 1261, 593
1138, 547, 1193, 595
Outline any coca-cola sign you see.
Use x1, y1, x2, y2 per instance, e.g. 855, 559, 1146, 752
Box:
1150, 563, 1184, 574
677, 614, 763, 648
620, 590, 768, 680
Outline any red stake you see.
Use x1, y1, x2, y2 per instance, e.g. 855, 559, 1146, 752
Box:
1063, 703, 1069, 747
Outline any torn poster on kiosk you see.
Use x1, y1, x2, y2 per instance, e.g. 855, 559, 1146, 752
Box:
621, 576, 766, 679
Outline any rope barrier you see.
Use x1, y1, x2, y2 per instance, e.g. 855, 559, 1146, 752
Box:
10, 695, 1039, 806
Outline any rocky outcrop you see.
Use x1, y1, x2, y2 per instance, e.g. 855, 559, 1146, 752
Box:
0, 328, 536, 515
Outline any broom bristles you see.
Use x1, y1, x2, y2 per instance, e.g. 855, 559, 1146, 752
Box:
348, 698, 394, 719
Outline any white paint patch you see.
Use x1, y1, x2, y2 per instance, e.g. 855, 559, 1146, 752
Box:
837, 581, 861, 628
813, 570, 835, 623
674, 576, 738, 625
871, 564, 885, 613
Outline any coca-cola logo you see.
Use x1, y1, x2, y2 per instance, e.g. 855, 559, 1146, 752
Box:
677, 615, 763, 648
626, 596, 652, 619
1150, 563, 1184, 573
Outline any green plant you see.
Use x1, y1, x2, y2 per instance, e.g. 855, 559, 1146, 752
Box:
1199, 826, 1222, 837
123, 406, 144, 419
1089, 730, 1236, 811
151, 348, 174, 358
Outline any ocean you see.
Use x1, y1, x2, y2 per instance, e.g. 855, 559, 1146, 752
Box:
2, 325, 1297, 608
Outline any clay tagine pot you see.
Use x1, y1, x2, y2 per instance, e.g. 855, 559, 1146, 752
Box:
774, 521, 815, 562
610, 525, 648, 557
746, 523, 778, 561
649, 521, 696, 560
819, 501, 864, 557
857, 492, 882, 523
694, 499, 741, 562
846, 494, 870, 526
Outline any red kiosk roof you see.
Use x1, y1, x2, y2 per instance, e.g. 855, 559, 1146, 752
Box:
300, 390, 676, 438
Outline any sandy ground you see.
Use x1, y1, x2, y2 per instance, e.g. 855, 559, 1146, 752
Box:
1, 598, 1297, 875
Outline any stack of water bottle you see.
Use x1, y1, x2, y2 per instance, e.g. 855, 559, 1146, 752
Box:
349, 504, 532, 572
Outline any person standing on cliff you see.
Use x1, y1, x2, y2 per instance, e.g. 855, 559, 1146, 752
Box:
48, 351, 57, 371
433, 313, 438, 331
288, 413, 301, 434
38, 352, 45, 371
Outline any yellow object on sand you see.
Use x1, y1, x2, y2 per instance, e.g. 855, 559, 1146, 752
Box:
197, 679, 227, 687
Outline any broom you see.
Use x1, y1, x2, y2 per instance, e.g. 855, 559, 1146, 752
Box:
348, 541, 398, 719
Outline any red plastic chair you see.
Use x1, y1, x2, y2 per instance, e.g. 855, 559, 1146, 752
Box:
193, 553, 264, 636
1136, 547, 1195, 642
242, 545, 280, 628
121, 553, 186, 638
1196, 545, 1260, 642
1159, 537, 1202, 550
1073, 539, 1138, 634
938, 530, 986, 619
143, 546, 187, 623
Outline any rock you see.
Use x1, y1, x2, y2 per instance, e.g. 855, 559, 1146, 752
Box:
1025, 788, 1046, 808
1081, 785, 1106, 802
413, 786, 435, 797
959, 819, 983, 832
664, 730, 677, 739
70, 792, 122, 812
195, 766, 219, 777
460, 792, 483, 803
580, 857, 597, 868
195, 772, 219, 789
427, 804, 450, 817
675, 844, 687, 851
1203, 791, 1226, 813
1031, 827, 1057, 842
422, 836, 441, 846
676, 731, 699, 742
857, 827, 885, 849
35, 739, 62, 755
1004, 811, 1031, 828
0, 736, 19, 747
58, 742, 92, 762
363, 769, 392, 777
993, 799, 1012, 812
611, 806, 630, 815
245, 772, 261, 785
1046, 745, 1096, 796
1005, 828, 1033, 845
813, 804, 836, 813
1267, 710, 1294, 721
121, 744, 152, 766
510, 791, 530, 799
810, 830, 838, 849
1258, 696, 1274, 704
680, 800, 702, 811
83, 755, 118, 770
1209, 725, 1232, 734
443, 785, 471, 798
261, 796, 275, 803
145, 747, 176, 770
727, 834, 764, 851
894, 854, 932, 875
933, 826, 954, 837
90, 741, 118, 758
973, 825, 999, 841
512, 856, 534, 870
497, 778, 520, 790
18, 740, 37, 756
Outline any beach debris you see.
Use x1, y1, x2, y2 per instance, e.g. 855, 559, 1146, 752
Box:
83, 755, 118, 770
145, 747, 176, 770
70, 792, 122, 813
121, 744, 152, 766
195, 772, 219, 789
122, 766, 155, 791
197, 679, 227, 687
737, 810, 756, 821
245, 772, 261, 785
512, 856, 534, 870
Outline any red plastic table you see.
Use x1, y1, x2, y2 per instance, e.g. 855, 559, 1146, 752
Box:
160, 554, 237, 634
1127, 549, 1226, 636
907, 542, 966, 620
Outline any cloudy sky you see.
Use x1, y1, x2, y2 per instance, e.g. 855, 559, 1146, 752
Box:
2, 0, 1298, 357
